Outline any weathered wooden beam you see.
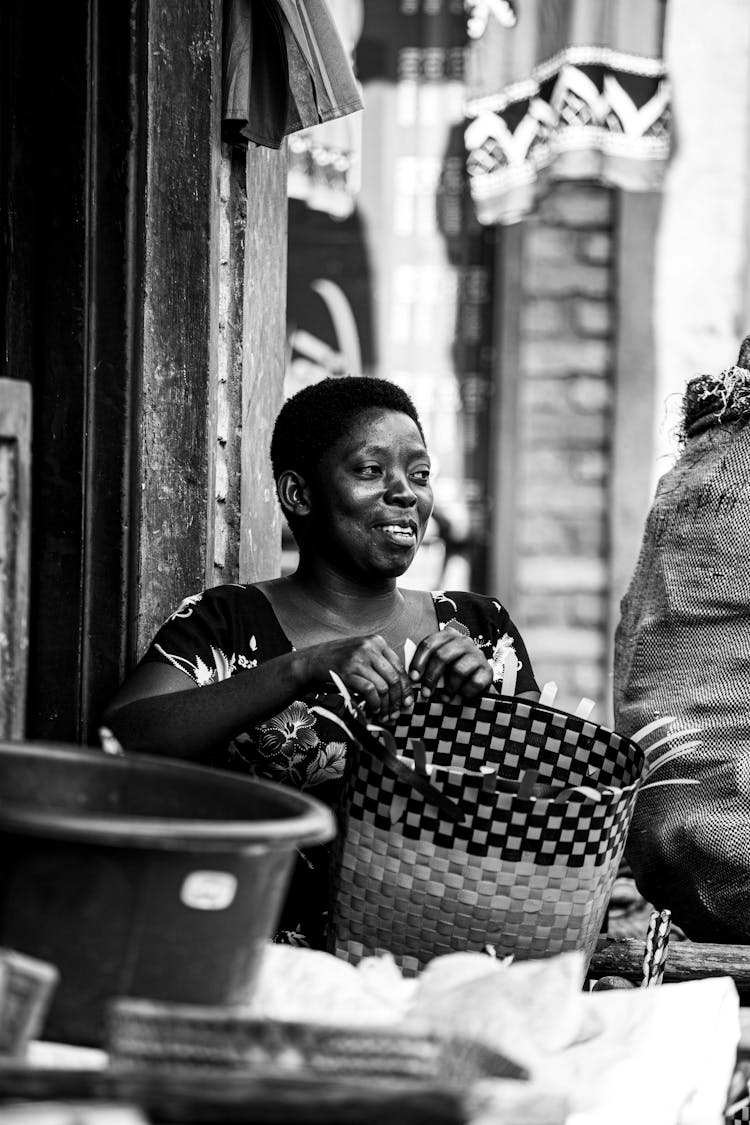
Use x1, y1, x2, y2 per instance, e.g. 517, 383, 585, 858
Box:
213, 145, 248, 587
239, 143, 287, 583
0, 379, 31, 740
132, 0, 222, 656
592, 936, 750, 991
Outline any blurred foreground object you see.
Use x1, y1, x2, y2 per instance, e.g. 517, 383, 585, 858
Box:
0, 948, 58, 1058
106, 945, 738, 1125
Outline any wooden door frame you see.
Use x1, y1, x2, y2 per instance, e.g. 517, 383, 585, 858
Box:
3, 0, 288, 741
1, 0, 133, 743
79, 0, 139, 740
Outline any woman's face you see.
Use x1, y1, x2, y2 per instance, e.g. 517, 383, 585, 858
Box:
307, 408, 434, 581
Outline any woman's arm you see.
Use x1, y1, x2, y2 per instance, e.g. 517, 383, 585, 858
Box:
103, 634, 413, 761
102, 652, 316, 760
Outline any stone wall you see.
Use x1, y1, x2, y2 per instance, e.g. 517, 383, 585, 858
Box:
513, 182, 615, 713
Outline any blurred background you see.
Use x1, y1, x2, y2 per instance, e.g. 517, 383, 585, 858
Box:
283, 0, 746, 720
2, 0, 749, 741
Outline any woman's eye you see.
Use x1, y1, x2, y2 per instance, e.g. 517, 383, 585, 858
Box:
411, 468, 431, 484
358, 464, 381, 477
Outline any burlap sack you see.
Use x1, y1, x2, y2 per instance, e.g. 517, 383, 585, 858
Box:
614, 350, 750, 942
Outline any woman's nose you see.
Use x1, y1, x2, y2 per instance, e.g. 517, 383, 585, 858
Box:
384, 472, 417, 505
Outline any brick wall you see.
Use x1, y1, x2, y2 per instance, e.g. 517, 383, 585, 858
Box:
513, 182, 614, 713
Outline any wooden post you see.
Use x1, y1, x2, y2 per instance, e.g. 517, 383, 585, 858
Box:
607, 192, 662, 657
0, 379, 31, 740
131, 0, 222, 657
486, 223, 524, 607
239, 144, 288, 583
212, 146, 248, 587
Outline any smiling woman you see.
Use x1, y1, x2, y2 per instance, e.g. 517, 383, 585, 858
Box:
103, 376, 539, 946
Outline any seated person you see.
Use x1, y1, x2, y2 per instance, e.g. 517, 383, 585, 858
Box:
105, 375, 538, 946
614, 338, 750, 943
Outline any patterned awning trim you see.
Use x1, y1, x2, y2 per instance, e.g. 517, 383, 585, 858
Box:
465, 45, 672, 225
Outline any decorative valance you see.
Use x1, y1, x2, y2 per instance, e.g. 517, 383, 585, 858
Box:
223, 0, 362, 151
464, 0, 672, 225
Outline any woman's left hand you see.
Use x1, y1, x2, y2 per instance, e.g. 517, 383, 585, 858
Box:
408, 629, 493, 702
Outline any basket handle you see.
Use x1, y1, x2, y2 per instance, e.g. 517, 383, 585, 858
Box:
310, 685, 468, 824
362, 727, 468, 824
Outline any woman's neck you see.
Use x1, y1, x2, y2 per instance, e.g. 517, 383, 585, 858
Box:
258, 564, 435, 653
289, 559, 403, 630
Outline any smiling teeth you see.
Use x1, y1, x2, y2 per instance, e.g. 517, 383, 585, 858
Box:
381, 525, 414, 537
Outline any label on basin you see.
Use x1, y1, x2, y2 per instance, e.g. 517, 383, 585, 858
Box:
180, 870, 238, 910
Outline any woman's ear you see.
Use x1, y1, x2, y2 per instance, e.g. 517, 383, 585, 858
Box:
276, 470, 312, 518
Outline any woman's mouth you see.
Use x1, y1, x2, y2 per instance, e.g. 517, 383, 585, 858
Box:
375, 523, 417, 547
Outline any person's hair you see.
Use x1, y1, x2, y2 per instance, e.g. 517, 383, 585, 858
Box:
270, 375, 425, 482
680, 335, 750, 441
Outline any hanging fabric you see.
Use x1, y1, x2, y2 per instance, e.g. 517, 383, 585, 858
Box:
222, 0, 363, 151
287, 0, 364, 220
464, 0, 672, 225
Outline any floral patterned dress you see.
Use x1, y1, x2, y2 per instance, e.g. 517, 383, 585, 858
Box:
140, 584, 538, 946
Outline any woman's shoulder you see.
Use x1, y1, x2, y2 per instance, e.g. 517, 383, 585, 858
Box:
143, 582, 291, 676
151, 584, 286, 644
431, 589, 537, 693
431, 589, 510, 627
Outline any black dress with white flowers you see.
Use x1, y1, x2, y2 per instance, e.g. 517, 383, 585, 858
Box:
140, 583, 538, 946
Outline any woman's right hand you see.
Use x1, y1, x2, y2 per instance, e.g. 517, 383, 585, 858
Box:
302, 635, 414, 721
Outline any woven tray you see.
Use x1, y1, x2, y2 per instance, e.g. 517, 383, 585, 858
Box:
107, 997, 526, 1084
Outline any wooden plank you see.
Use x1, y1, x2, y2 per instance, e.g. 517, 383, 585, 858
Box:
239, 144, 288, 583
486, 223, 524, 607
607, 192, 662, 660
592, 936, 750, 994
132, 0, 222, 655
0, 379, 31, 740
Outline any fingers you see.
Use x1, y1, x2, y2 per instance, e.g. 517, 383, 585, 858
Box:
335, 636, 414, 720
409, 631, 492, 702
320, 631, 492, 718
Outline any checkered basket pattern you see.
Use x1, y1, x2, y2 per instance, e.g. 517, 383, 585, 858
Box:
328, 695, 645, 975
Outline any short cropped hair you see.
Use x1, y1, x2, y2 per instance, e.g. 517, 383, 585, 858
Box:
270, 376, 425, 482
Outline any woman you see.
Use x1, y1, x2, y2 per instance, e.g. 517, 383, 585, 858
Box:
105, 376, 538, 944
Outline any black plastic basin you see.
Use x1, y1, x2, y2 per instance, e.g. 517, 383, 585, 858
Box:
0, 741, 335, 1046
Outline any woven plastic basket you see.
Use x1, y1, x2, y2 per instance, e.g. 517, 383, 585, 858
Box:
322, 689, 645, 976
